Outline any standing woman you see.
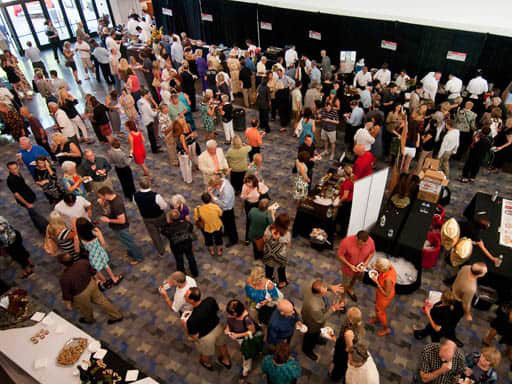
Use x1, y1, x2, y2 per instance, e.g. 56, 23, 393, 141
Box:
119, 88, 138, 123
226, 135, 251, 194
177, 86, 196, 131
337, 164, 354, 237
110, 46, 122, 92
298, 108, 316, 145
414, 106, 436, 174
195, 192, 223, 257
51, 133, 82, 166
262, 212, 292, 288
248, 199, 273, 260
126, 120, 149, 177
4, 51, 31, 98
174, 119, 194, 183
106, 139, 136, 201
58, 88, 91, 143
63, 42, 80, 84
118, 58, 130, 84
45, 20, 62, 62
126, 68, 142, 108
329, 306, 365, 382
200, 91, 216, 140
0, 54, 21, 96
195, 49, 208, 92
159, 104, 178, 166
106, 90, 122, 136
180, 61, 197, 111
0, 216, 34, 279
293, 151, 310, 202
91, 96, 113, 144
369, 257, 397, 336
151, 61, 162, 101
241, 174, 261, 244
76, 217, 123, 288
34, 156, 63, 204
400, 115, 420, 174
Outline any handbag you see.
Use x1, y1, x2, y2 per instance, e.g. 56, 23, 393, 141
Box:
254, 237, 264, 251
240, 331, 264, 359
194, 206, 205, 230
294, 118, 304, 137
43, 229, 59, 255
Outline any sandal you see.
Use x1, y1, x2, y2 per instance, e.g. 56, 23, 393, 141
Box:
217, 357, 232, 369
278, 282, 288, 289
200, 360, 214, 371
113, 275, 124, 285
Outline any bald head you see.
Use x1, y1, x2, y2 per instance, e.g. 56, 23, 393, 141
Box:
48, 102, 58, 113
19, 136, 31, 150
277, 299, 294, 317
439, 339, 457, 362
19, 106, 30, 118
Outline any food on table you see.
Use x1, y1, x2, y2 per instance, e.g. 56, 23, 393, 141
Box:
57, 338, 88, 365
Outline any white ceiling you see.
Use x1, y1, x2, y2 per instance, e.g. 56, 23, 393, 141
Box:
231, 0, 512, 37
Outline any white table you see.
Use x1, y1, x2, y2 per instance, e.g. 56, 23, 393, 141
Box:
0, 311, 96, 384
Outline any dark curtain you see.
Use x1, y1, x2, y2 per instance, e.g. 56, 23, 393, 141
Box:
156, 0, 512, 89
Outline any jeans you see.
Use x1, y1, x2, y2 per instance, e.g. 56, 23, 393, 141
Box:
222, 208, 239, 244
116, 228, 144, 261
172, 243, 199, 277
146, 122, 159, 153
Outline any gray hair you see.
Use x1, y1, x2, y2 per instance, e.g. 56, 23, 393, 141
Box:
170, 271, 186, 284
61, 161, 76, 174
206, 139, 217, 149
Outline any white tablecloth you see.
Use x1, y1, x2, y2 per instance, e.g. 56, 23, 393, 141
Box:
0, 311, 95, 384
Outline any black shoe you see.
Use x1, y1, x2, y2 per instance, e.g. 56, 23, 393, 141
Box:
79, 317, 95, 324
225, 242, 238, 248
104, 280, 113, 289
98, 283, 106, 292
107, 317, 123, 325
304, 351, 318, 361
414, 330, 427, 340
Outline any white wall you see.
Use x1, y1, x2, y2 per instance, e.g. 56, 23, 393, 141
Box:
233, 0, 512, 37
110, 0, 142, 25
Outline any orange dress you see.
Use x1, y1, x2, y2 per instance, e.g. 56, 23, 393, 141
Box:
375, 266, 397, 327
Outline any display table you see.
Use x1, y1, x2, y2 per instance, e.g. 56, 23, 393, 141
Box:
371, 200, 411, 254
464, 192, 512, 300
0, 311, 154, 384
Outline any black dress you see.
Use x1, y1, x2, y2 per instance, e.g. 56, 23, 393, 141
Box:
3, 65, 20, 84
330, 323, 359, 382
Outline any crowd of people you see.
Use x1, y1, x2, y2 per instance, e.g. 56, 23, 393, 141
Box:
0, 8, 511, 384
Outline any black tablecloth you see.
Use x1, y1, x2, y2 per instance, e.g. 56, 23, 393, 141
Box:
371, 201, 411, 254
292, 200, 336, 250
394, 199, 436, 294
464, 192, 512, 300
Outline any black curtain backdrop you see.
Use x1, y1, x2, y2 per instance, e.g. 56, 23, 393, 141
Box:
153, 0, 512, 89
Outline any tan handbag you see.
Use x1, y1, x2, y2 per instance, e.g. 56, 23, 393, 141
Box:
43, 228, 59, 256
254, 237, 265, 251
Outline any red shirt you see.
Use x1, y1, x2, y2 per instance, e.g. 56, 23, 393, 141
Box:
339, 179, 354, 202
353, 151, 375, 180
338, 235, 375, 277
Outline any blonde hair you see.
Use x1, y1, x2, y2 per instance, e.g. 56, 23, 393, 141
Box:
231, 135, 242, 149
208, 175, 222, 189
170, 194, 186, 208
347, 306, 365, 336
481, 347, 501, 368
248, 265, 266, 285
343, 164, 353, 181
51, 132, 65, 145
375, 257, 392, 272
47, 211, 67, 238
119, 58, 129, 71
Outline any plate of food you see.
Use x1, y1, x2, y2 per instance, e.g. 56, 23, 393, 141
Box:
320, 326, 335, 339
56, 338, 88, 366
368, 269, 379, 280
82, 176, 93, 183
313, 196, 332, 206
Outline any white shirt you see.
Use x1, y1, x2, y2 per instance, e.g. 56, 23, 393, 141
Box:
353, 71, 372, 88
444, 76, 463, 99
25, 46, 42, 63
160, 88, 171, 106
345, 354, 380, 384
284, 48, 298, 68
171, 276, 197, 313
354, 127, 375, 151
139, 28, 151, 44
54, 196, 91, 228
75, 41, 91, 59
395, 74, 410, 91
374, 69, 391, 86
466, 76, 488, 98
105, 36, 119, 53
54, 109, 76, 139
359, 89, 372, 109
137, 98, 158, 127
256, 61, 266, 77
126, 18, 140, 35
138, 188, 168, 211
171, 42, 184, 64
437, 129, 460, 159
421, 72, 439, 101
0, 87, 13, 104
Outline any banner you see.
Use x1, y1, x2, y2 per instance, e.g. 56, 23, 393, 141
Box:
308, 30, 321, 40
381, 40, 397, 51
162, 8, 173, 17
500, 198, 512, 248
201, 13, 213, 22
260, 22, 272, 30
446, 51, 467, 62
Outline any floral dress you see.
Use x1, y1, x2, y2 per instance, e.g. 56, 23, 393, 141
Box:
200, 102, 215, 133
82, 238, 109, 272
119, 93, 138, 122
293, 162, 309, 200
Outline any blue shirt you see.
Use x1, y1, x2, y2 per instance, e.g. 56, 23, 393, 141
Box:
212, 180, 235, 211
19, 145, 49, 178
347, 106, 364, 127
267, 310, 299, 345
310, 67, 321, 84
245, 58, 256, 73
262, 355, 301, 384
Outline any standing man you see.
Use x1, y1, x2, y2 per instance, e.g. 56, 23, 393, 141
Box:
320, 50, 332, 81
6, 161, 48, 234
353, 66, 372, 89
417, 340, 465, 384
452, 262, 487, 322
453, 101, 477, 160
184, 287, 231, 370
208, 176, 238, 247
45, 20, 62, 63
239, 59, 252, 108
97, 187, 144, 265
58, 253, 123, 325
92, 41, 114, 84
82, 149, 113, 193
138, 88, 161, 153
48, 102, 78, 143
17, 136, 49, 179
301, 279, 344, 361
159, 271, 197, 314
421, 71, 442, 102
445, 74, 463, 100
466, 70, 489, 116
256, 56, 267, 88
171, 35, 184, 69
25, 41, 47, 77
319, 102, 339, 160
338, 230, 375, 302
75, 36, 94, 80
285, 45, 298, 69
309, 62, 321, 85
437, 119, 459, 179
344, 100, 364, 152
374, 63, 391, 87
134, 177, 168, 255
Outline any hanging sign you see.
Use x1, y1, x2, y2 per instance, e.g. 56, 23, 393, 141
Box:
201, 13, 213, 22
260, 22, 272, 31
309, 30, 321, 40
446, 51, 467, 62
162, 8, 173, 17
381, 40, 397, 51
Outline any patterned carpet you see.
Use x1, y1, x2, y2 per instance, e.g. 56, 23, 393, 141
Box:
1, 52, 512, 383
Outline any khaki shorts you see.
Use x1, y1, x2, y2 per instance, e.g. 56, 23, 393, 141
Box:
81, 57, 93, 69
321, 129, 337, 144
196, 324, 227, 356
342, 272, 363, 286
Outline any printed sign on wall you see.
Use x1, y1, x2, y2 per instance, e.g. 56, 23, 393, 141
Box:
201, 13, 213, 22
381, 40, 397, 51
162, 8, 173, 17
446, 51, 467, 62
309, 30, 321, 40
260, 22, 272, 30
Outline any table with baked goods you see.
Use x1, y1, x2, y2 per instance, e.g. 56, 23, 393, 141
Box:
463, 192, 512, 300
0, 308, 156, 384
292, 172, 340, 250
